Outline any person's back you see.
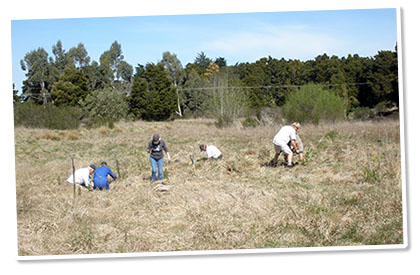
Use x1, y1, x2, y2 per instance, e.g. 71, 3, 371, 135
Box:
273, 125, 296, 145
206, 145, 222, 159
93, 165, 116, 190
67, 165, 95, 186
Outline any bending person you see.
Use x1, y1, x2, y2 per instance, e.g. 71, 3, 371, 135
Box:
272, 122, 301, 168
199, 144, 222, 160
93, 161, 117, 191
67, 164, 96, 190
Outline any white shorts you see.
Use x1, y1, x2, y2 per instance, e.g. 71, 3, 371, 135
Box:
274, 142, 292, 155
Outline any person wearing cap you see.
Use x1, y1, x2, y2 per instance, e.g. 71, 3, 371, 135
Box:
199, 144, 222, 160
147, 134, 171, 182
93, 161, 117, 191
66, 164, 96, 189
272, 122, 301, 168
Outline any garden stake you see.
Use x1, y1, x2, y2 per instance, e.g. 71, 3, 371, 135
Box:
70, 153, 76, 200
112, 149, 121, 179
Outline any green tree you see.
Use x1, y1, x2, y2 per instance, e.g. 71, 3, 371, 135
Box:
179, 69, 210, 117
235, 58, 274, 112
52, 40, 69, 73
13, 83, 21, 103
20, 47, 56, 104
214, 57, 227, 68
116, 60, 134, 95
68, 43, 91, 69
100, 41, 124, 82
369, 50, 399, 108
50, 64, 89, 106
128, 63, 177, 121
194, 51, 212, 75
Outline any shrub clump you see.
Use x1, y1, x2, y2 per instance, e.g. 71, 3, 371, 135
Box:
81, 88, 129, 128
14, 102, 82, 130
282, 84, 345, 124
351, 107, 374, 121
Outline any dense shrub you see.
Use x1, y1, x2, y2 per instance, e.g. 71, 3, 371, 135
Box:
241, 116, 259, 128
282, 84, 345, 124
81, 88, 129, 128
351, 107, 374, 120
13, 102, 82, 129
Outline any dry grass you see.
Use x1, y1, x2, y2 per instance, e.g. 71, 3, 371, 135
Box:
14, 118, 403, 256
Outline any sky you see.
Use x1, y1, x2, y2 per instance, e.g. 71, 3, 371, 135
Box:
11, 8, 397, 92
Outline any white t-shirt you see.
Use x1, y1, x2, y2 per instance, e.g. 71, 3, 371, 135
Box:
206, 145, 222, 159
273, 125, 297, 146
67, 167, 91, 185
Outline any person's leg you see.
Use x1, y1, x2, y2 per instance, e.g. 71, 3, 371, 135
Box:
273, 144, 282, 165
157, 158, 164, 180
273, 153, 280, 165
280, 143, 293, 167
287, 153, 293, 166
150, 157, 157, 182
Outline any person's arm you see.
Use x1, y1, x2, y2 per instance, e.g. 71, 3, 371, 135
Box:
291, 139, 299, 154
295, 134, 304, 160
108, 168, 117, 180
162, 141, 171, 161
146, 141, 152, 153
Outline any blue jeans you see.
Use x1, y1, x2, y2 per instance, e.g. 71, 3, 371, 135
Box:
150, 157, 164, 181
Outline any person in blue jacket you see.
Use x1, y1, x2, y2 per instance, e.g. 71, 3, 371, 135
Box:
93, 161, 117, 190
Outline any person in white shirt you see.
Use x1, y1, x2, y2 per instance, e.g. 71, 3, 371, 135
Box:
199, 144, 222, 160
272, 122, 301, 167
67, 164, 96, 189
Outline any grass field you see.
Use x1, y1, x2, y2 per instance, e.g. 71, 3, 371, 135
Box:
14, 118, 404, 256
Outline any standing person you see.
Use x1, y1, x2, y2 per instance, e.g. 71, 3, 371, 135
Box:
66, 164, 96, 190
199, 144, 223, 160
93, 161, 117, 191
272, 122, 301, 168
147, 134, 171, 182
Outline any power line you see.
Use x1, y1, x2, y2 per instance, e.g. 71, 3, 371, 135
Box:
177, 82, 387, 92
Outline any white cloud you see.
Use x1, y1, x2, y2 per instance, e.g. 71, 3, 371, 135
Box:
205, 24, 344, 61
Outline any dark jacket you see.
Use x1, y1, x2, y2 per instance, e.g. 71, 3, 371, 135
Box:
147, 139, 168, 160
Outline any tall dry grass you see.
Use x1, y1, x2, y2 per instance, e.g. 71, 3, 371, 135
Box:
14, 118, 403, 256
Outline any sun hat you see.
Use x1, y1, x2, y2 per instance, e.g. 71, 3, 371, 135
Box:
292, 122, 301, 129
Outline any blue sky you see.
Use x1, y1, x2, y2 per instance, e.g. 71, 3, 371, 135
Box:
11, 8, 397, 91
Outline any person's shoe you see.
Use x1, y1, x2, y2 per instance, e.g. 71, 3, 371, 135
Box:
286, 164, 294, 168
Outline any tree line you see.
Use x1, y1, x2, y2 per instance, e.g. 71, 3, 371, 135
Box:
14, 40, 398, 127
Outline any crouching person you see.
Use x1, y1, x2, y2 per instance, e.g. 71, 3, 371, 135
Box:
93, 161, 117, 191
199, 144, 222, 160
67, 164, 96, 190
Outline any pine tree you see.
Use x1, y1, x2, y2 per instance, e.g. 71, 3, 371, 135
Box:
129, 63, 177, 121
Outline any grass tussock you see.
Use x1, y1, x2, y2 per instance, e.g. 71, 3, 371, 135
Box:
15, 118, 403, 256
